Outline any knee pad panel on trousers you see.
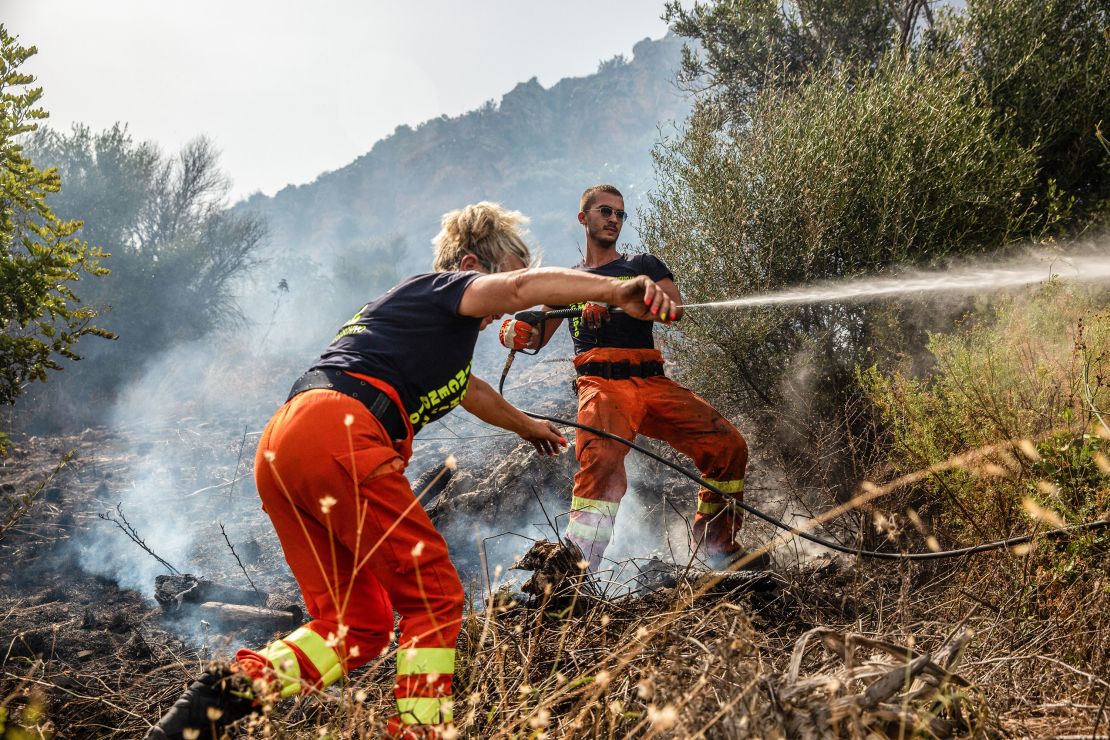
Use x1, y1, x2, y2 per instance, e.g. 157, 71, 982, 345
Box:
577, 435, 631, 473
334, 445, 407, 487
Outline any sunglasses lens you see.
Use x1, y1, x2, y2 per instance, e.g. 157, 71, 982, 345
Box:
592, 206, 627, 221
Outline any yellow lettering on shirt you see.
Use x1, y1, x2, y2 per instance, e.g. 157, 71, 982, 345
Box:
408, 362, 472, 428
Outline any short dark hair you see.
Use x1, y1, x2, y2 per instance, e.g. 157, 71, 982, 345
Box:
580, 184, 623, 212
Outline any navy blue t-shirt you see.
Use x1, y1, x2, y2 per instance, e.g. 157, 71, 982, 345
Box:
312, 271, 481, 433
565, 253, 673, 355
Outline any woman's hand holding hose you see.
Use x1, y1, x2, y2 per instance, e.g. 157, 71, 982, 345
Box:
611, 276, 678, 323
518, 419, 567, 457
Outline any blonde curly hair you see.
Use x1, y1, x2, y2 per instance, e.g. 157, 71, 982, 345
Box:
432, 201, 535, 272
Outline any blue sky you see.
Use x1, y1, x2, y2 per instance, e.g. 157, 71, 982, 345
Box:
7, 1, 675, 200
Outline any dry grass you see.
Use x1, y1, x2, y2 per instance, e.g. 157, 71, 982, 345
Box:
172, 539, 1105, 738
1, 424, 1108, 738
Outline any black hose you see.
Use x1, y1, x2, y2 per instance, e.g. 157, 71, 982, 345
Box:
497, 311, 1110, 561
527, 409, 1110, 560
507, 386, 1109, 560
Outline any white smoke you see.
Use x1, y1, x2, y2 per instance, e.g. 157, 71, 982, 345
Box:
74, 335, 291, 593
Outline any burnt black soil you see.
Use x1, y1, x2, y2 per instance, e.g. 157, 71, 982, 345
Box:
0, 425, 304, 736
0, 402, 807, 737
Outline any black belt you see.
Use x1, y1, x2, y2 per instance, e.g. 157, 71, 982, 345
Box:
575, 360, 665, 381
288, 368, 407, 441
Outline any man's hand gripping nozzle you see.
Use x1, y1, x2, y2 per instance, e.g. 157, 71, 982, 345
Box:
498, 309, 549, 394
497, 306, 622, 394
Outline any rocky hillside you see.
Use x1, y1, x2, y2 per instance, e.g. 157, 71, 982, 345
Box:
238, 35, 690, 278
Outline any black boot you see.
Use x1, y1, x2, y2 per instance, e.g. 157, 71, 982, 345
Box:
144, 667, 257, 739
701, 547, 772, 572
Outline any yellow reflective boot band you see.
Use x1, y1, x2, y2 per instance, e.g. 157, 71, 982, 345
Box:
397, 696, 454, 724
287, 626, 344, 689
263, 627, 344, 697
570, 495, 620, 517
697, 499, 725, 515
566, 518, 614, 541
704, 477, 744, 494
259, 641, 302, 697
397, 647, 455, 676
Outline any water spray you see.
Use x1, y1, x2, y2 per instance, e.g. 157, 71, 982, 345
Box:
678, 250, 1110, 310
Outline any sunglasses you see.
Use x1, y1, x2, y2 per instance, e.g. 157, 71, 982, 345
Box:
469, 252, 503, 274
587, 205, 628, 222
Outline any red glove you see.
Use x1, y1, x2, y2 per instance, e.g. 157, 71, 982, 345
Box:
581, 302, 610, 330
499, 318, 537, 350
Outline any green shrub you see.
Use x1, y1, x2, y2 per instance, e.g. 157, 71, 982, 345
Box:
652, 0, 1109, 500
0, 25, 109, 425
951, 0, 1110, 219
642, 55, 1039, 487
17, 124, 267, 430
860, 284, 1110, 541
663, 0, 929, 119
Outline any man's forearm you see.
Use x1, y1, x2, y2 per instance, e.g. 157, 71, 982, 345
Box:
537, 313, 564, 349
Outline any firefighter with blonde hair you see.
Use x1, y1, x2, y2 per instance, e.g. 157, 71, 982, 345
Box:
146, 201, 677, 739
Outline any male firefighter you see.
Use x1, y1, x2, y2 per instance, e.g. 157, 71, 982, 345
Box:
146, 201, 677, 740
499, 184, 758, 572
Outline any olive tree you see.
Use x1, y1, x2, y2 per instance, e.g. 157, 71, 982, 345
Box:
0, 26, 108, 426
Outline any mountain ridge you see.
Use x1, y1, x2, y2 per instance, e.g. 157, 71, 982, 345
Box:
238, 35, 691, 273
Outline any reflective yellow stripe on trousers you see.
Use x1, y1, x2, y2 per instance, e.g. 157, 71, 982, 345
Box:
260, 626, 344, 697
397, 646, 455, 676
698, 478, 743, 515
566, 496, 619, 541
397, 696, 454, 724
697, 499, 725, 515
570, 495, 620, 517
397, 647, 455, 724
703, 477, 744, 495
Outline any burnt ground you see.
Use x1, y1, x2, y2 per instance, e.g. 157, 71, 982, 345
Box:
0, 382, 807, 738
1, 382, 1107, 736
0, 424, 290, 736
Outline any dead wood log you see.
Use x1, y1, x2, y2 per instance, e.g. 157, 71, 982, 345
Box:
154, 574, 268, 611
511, 539, 591, 597
508, 539, 602, 613
773, 626, 980, 738
633, 558, 680, 593
198, 602, 298, 630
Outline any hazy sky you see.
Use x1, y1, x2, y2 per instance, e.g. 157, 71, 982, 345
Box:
7, 1, 675, 201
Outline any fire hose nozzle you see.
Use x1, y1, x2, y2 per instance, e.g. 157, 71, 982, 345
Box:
513, 309, 549, 326
516, 306, 625, 324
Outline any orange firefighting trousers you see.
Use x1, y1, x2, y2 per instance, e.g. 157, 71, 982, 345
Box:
565, 348, 748, 570
236, 376, 463, 726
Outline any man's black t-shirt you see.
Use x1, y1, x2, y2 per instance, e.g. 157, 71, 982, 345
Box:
565, 253, 673, 355
312, 271, 481, 433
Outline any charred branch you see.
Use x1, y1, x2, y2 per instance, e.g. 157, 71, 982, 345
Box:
197, 602, 298, 631
217, 521, 260, 598
97, 502, 180, 575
